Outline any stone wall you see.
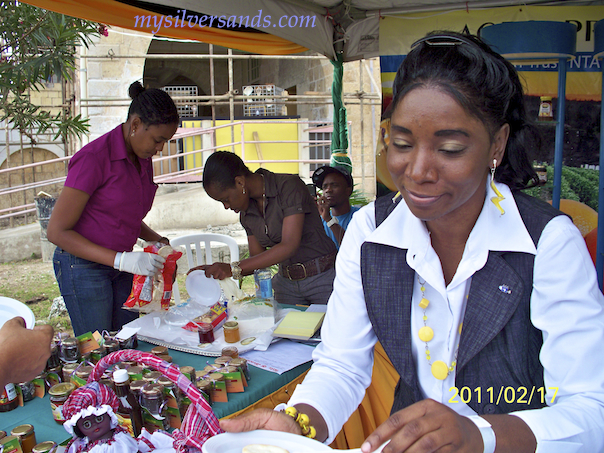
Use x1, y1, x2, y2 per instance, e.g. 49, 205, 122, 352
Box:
82, 28, 153, 143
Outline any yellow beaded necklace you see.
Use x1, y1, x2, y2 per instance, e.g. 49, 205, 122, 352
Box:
417, 275, 461, 380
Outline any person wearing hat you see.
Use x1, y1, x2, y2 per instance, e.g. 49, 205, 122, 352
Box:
312, 165, 360, 248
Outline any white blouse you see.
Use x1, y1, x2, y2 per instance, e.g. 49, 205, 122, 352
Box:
288, 181, 604, 452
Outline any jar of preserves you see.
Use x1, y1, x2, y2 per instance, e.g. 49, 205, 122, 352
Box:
142, 371, 162, 383
230, 357, 251, 381
90, 346, 107, 364
141, 383, 164, 415
179, 366, 196, 383
127, 366, 144, 381
221, 346, 239, 358
0, 430, 6, 440
59, 337, 80, 363
48, 382, 76, 424
208, 373, 226, 403
0, 435, 23, 453
129, 379, 146, 397
74, 366, 93, 387
10, 425, 36, 453
197, 322, 215, 344
157, 376, 177, 398
103, 339, 119, 354
157, 376, 180, 419
45, 366, 62, 387
150, 346, 167, 356
214, 356, 231, 367
0, 384, 19, 412
62, 363, 79, 384
46, 343, 60, 369
32, 441, 57, 453
196, 379, 212, 404
17, 382, 36, 402
223, 321, 240, 343
118, 334, 137, 349
538, 96, 554, 121
157, 354, 172, 363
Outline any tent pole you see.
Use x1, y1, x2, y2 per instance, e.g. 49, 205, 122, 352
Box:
359, 60, 365, 194
209, 44, 216, 128
228, 48, 235, 154
597, 67, 604, 290
552, 57, 567, 210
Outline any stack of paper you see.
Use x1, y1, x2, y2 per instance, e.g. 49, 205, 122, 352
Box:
273, 310, 325, 340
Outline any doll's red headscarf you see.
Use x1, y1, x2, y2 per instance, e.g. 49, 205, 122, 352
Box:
62, 382, 120, 438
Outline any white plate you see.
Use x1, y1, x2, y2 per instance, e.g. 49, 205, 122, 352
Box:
0, 296, 35, 329
186, 270, 222, 305
202, 430, 333, 453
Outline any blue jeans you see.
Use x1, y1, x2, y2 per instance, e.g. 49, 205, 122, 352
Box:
53, 247, 138, 336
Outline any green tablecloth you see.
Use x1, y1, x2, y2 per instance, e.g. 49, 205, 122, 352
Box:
0, 340, 312, 443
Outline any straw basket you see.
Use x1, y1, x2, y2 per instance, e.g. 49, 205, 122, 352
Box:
88, 349, 223, 451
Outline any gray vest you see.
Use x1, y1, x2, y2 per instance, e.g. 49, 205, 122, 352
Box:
360, 191, 563, 415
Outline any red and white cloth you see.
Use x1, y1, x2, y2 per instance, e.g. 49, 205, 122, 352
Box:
89, 349, 223, 452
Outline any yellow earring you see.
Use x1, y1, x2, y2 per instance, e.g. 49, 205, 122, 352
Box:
490, 159, 505, 215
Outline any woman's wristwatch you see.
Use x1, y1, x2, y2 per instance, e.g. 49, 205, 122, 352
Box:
231, 261, 242, 279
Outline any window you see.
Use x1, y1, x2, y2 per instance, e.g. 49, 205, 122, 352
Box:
248, 59, 260, 84
309, 125, 332, 172
162, 86, 198, 118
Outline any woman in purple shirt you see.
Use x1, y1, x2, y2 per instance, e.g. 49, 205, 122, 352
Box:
47, 82, 179, 336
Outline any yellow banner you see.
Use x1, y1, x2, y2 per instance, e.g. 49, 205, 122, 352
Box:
380, 5, 604, 101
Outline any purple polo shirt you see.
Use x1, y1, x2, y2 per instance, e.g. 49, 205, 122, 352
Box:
65, 124, 157, 252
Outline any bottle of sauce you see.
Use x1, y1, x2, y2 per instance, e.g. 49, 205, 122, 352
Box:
0, 384, 19, 413
113, 369, 143, 437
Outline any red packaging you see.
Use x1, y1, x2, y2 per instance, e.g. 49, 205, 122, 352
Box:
124, 243, 182, 311
182, 302, 228, 332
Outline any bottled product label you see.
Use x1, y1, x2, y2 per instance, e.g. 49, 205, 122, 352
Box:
50, 402, 65, 421
254, 269, 273, 299
1, 384, 17, 403
116, 413, 135, 437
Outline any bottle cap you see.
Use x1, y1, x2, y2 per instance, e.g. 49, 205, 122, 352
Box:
113, 369, 129, 384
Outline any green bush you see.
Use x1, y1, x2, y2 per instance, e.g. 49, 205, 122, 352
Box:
523, 165, 599, 210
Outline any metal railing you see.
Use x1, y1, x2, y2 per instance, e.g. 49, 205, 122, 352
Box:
0, 119, 346, 225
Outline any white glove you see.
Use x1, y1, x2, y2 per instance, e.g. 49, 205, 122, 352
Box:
115, 252, 165, 276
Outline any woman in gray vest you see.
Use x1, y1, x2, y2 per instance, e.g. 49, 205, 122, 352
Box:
219, 31, 604, 453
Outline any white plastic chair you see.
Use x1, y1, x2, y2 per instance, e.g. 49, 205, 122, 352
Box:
170, 233, 240, 304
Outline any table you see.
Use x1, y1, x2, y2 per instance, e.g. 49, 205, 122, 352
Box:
0, 340, 312, 444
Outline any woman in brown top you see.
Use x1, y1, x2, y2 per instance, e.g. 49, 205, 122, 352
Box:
197, 151, 337, 305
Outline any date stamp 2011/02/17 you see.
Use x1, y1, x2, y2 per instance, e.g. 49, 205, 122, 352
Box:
448, 386, 559, 405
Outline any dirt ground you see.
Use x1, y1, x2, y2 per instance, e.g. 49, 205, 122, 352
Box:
0, 257, 71, 332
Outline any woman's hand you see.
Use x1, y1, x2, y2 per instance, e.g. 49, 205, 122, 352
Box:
361, 399, 482, 453
187, 263, 232, 280
220, 408, 302, 436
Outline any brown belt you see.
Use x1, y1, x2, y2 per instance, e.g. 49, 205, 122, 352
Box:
279, 251, 337, 281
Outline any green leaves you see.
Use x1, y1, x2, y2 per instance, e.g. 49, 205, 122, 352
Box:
523, 165, 599, 211
0, 1, 100, 139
